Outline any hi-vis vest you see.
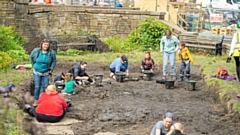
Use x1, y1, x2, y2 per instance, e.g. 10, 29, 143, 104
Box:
233, 32, 240, 56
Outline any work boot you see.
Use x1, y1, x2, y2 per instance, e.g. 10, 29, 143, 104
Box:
185, 77, 189, 82
178, 76, 183, 82
33, 100, 38, 107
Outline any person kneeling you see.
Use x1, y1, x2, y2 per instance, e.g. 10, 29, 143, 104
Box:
25, 85, 69, 123
109, 55, 130, 80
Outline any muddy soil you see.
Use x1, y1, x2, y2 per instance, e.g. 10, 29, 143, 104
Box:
21, 62, 240, 135
23, 35, 110, 54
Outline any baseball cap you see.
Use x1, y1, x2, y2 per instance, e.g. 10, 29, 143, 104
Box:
122, 55, 128, 64
237, 22, 240, 28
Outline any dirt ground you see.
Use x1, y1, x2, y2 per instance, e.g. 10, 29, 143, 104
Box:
19, 62, 240, 135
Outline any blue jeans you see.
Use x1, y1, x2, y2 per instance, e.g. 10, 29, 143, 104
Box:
163, 52, 176, 76
179, 60, 190, 78
33, 73, 49, 100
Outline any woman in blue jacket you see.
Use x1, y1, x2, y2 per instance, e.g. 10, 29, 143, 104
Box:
30, 38, 56, 107
109, 55, 129, 79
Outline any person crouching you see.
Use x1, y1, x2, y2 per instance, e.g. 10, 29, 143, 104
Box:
109, 55, 130, 80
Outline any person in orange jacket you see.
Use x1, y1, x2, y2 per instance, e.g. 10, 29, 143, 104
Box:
177, 41, 193, 82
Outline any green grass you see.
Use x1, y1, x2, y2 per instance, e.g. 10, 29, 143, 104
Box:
0, 68, 31, 135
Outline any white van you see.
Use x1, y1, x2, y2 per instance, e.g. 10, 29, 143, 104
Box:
196, 0, 240, 9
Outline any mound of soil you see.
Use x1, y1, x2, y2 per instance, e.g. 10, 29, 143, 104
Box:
23, 35, 110, 54
19, 62, 240, 135
23, 35, 46, 54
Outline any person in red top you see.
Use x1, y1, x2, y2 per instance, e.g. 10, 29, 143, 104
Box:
25, 85, 69, 123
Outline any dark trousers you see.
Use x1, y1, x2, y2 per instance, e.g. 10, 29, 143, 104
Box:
109, 68, 126, 73
234, 56, 240, 82
28, 108, 66, 123
179, 60, 190, 78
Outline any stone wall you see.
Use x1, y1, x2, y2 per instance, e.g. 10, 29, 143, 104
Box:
0, 0, 165, 40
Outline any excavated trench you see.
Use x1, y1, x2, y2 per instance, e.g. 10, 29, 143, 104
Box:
20, 62, 240, 135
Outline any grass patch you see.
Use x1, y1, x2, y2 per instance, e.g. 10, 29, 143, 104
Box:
0, 68, 31, 135
192, 54, 240, 112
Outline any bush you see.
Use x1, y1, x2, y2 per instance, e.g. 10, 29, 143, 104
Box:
0, 52, 12, 73
128, 17, 171, 50
0, 25, 28, 62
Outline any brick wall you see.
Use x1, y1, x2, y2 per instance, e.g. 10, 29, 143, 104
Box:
0, 0, 165, 40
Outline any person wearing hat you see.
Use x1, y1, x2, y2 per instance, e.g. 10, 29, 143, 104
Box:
160, 30, 179, 81
150, 112, 174, 135
109, 55, 130, 80
228, 22, 240, 82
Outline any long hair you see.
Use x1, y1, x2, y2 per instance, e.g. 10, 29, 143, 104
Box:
143, 52, 152, 65
166, 123, 184, 135
40, 38, 50, 51
65, 73, 73, 82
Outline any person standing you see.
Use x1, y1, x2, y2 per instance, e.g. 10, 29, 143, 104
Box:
109, 55, 129, 80
160, 30, 179, 80
68, 61, 94, 85
150, 112, 175, 135
228, 22, 240, 82
30, 38, 56, 107
177, 41, 193, 82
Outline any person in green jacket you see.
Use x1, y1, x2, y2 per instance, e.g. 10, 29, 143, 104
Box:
61, 73, 78, 95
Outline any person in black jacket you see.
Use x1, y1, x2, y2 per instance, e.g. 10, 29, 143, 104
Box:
166, 123, 186, 135
68, 61, 94, 85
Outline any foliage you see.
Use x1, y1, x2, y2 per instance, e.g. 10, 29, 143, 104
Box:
0, 52, 12, 73
128, 17, 171, 50
102, 17, 171, 52
57, 49, 85, 56
0, 25, 28, 62
7, 50, 29, 62
103, 37, 142, 53
0, 25, 26, 51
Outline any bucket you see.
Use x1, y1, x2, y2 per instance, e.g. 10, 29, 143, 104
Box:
115, 72, 125, 82
185, 80, 197, 91
55, 81, 65, 93
143, 71, 153, 81
165, 80, 175, 89
94, 74, 103, 86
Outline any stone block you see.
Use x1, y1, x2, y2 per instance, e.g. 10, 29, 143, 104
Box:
90, 20, 98, 26
13, 0, 29, 4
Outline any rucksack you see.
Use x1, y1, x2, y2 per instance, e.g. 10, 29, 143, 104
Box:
217, 67, 228, 77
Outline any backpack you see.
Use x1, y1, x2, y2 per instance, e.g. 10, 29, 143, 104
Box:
216, 67, 228, 77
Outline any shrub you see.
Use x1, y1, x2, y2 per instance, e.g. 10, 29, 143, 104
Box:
128, 17, 171, 50
0, 52, 12, 73
0, 25, 28, 62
